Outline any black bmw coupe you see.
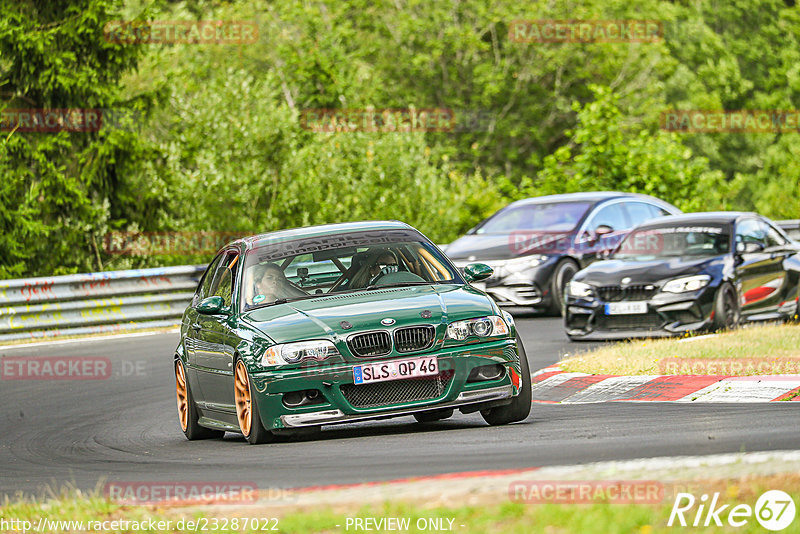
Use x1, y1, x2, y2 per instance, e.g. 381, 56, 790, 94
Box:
564, 212, 800, 340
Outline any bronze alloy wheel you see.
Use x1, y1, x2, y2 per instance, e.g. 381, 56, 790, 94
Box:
175, 360, 189, 432
234, 360, 252, 437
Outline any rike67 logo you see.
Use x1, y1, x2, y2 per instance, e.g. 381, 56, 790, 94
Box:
669, 490, 796, 531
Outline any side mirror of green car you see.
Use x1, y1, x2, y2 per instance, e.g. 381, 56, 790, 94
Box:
197, 296, 230, 316
463, 263, 493, 283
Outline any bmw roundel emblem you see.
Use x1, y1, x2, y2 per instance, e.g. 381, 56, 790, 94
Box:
381, 318, 396, 326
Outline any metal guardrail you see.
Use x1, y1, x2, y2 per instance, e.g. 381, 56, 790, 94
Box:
777, 220, 800, 241
0, 265, 204, 342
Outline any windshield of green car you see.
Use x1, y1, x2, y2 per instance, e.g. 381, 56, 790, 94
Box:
612, 224, 731, 261
240, 229, 462, 311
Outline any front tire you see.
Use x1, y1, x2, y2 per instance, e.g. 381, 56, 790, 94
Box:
234, 359, 274, 445
175, 359, 224, 440
712, 283, 740, 331
481, 335, 532, 426
548, 259, 579, 316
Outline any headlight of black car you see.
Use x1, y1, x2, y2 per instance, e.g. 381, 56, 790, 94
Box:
445, 315, 509, 341
262, 340, 340, 365
566, 280, 594, 298
493, 255, 547, 277
660, 275, 711, 293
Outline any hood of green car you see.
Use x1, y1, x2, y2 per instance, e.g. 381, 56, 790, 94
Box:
242, 284, 495, 344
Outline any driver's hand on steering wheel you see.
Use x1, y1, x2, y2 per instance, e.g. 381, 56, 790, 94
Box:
368, 257, 398, 285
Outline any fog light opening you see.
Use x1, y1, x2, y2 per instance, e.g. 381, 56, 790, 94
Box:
283, 389, 325, 408
467, 364, 505, 383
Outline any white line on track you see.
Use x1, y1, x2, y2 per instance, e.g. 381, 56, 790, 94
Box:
0, 329, 180, 351
677, 333, 719, 343
678, 377, 800, 402
563, 375, 661, 403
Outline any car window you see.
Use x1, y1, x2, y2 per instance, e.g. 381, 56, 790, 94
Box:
283, 253, 344, 288
209, 252, 239, 308
193, 253, 223, 306
475, 202, 591, 233
736, 219, 767, 245
763, 221, 788, 247
614, 224, 730, 260
588, 203, 629, 232
625, 202, 661, 227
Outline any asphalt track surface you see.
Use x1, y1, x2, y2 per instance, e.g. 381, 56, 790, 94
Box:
1, 314, 798, 498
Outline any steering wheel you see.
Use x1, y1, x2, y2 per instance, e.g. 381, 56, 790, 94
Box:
368, 270, 426, 287
368, 264, 400, 286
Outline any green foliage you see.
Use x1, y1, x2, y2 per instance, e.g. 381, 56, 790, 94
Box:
1, 0, 799, 279
536, 86, 728, 212
0, 0, 154, 276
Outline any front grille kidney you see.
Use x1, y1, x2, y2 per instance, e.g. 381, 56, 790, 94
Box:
393, 325, 435, 352
348, 331, 392, 357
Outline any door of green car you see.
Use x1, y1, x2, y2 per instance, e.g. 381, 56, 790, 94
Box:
184, 252, 224, 398
194, 250, 240, 415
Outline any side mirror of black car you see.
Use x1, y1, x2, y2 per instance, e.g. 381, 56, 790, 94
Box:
197, 296, 230, 316
736, 241, 765, 255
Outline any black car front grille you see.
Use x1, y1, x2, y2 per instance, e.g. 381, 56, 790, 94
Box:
348, 332, 392, 358
597, 313, 662, 330
394, 326, 435, 353
598, 285, 658, 302
340, 370, 454, 409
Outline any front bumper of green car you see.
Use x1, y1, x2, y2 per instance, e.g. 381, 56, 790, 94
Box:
249, 338, 522, 430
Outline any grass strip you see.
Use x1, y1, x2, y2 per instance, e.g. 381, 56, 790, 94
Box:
2, 474, 799, 533
560, 323, 800, 376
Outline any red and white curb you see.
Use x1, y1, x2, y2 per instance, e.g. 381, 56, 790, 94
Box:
530, 366, 800, 403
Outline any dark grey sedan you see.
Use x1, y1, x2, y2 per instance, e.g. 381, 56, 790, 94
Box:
446, 192, 681, 315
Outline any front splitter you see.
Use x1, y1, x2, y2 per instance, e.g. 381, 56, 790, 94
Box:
280, 385, 514, 427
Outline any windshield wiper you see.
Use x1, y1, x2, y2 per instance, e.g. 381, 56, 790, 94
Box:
248, 293, 319, 310
364, 281, 433, 291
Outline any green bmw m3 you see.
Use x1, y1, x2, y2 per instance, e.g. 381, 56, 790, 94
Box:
174, 221, 531, 444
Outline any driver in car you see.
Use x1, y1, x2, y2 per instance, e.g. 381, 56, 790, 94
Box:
246, 263, 306, 305
350, 250, 399, 288
369, 251, 399, 282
